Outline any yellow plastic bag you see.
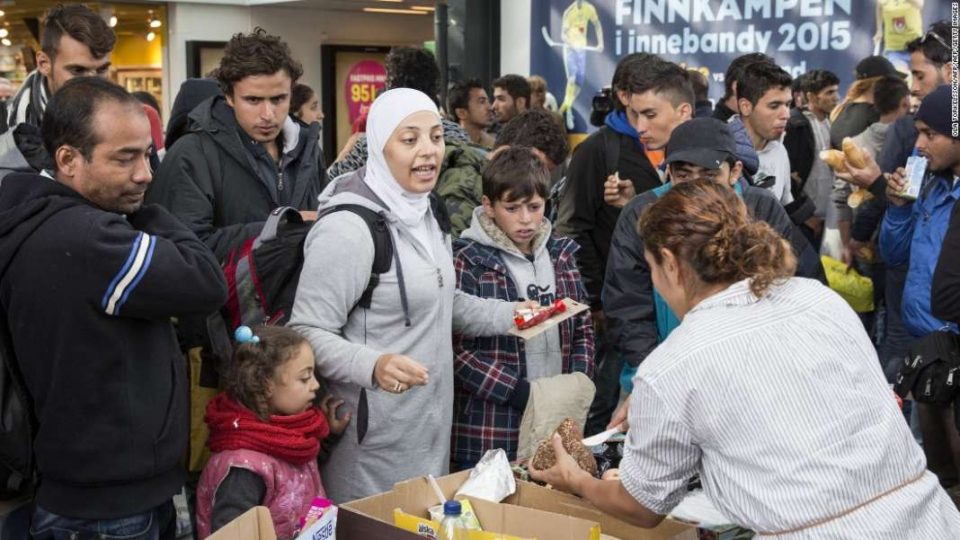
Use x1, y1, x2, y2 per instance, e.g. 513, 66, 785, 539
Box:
821, 256, 874, 313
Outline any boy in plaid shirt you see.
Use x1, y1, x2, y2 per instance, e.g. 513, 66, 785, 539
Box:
452, 147, 594, 468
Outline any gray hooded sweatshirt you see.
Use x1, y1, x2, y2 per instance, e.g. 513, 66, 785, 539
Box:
289, 173, 516, 502
460, 207, 563, 381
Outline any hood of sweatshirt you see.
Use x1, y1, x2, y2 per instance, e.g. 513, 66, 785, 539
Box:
0, 173, 89, 280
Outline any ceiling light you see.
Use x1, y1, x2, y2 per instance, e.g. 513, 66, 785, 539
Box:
363, 8, 428, 15
146, 31, 156, 42
411, 6, 435, 11
0, 29, 8, 39
109, 15, 118, 28
0, 10, 5, 18
374, 0, 403, 2
1, 39, 9, 47
148, 10, 162, 28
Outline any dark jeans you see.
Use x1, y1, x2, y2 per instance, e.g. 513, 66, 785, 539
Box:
918, 402, 960, 510
30, 501, 176, 540
584, 329, 622, 437
880, 264, 912, 382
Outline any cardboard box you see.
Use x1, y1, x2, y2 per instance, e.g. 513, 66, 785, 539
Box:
341, 471, 599, 539
339, 471, 697, 540
504, 478, 697, 540
207, 507, 276, 540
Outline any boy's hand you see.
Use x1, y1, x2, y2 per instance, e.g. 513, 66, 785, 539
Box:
603, 172, 635, 208
320, 395, 351, 435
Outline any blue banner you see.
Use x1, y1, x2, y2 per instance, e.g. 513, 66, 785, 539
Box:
531, 0, 950, 133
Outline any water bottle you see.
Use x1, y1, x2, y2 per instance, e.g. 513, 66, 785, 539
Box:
438, 500, 466, 540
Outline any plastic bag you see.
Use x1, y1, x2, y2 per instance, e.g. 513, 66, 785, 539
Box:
454, 448, 516, 502
821, 256, 874, 313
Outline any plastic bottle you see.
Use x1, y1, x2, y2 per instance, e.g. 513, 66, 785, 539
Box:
438, 500, 467, 540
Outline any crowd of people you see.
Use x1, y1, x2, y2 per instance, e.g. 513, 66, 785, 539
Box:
0, 3, 958, 540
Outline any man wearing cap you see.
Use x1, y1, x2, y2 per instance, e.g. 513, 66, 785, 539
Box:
879, 85, 960, 506
602, 117, 824, 400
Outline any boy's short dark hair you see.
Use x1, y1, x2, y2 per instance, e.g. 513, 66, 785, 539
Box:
217, 28, 303, 96
483, 146, 550, 204
737, 62, 792, 106
614, 56, 694, 109
42, 77, 140, 170
723, 53, 774, 100
386, 47, 440, 104
494, 109, 569, 166
873, 75, 910, 115
492, 74, 531, 103
688, 69, 709, 103
801, 70, 840, 94
906, 20, 951, 66
41, 4, 116, 61
447, 79, 484, 116
611, 53, 661, 111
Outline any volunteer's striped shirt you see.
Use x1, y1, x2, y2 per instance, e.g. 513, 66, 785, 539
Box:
620, 277, 960, 538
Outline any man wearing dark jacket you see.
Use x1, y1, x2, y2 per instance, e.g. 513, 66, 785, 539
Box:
0, 4, 116, 180
0, 78, 226, 536
554, 53, 665, 434
933, 202, 960, 324
604, 119, 825, 393
148, 29, 325, 262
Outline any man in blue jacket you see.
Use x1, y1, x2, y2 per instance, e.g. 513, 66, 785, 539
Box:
879, 85, 960, 504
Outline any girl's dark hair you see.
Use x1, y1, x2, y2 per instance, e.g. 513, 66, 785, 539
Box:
290, 83, 316, 119
222, 326, 310, 419
639, 180, 796, 298
217, 28, 303, 96
482, 146, 550, 203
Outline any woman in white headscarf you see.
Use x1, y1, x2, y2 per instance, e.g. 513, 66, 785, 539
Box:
290, 88, 527, 502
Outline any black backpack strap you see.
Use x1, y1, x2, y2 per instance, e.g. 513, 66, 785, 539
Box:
317, 204, 405, 321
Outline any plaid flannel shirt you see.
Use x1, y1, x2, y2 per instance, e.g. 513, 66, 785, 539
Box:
451, 233, 595, 464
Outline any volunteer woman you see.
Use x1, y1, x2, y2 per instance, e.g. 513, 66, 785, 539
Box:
531, 181, 960, 536
290, 88, 529, 503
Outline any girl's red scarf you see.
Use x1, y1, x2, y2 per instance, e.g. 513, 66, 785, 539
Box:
205, 393, 329, 465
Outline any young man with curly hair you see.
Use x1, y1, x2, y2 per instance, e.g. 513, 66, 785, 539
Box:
148, 29, 326, 261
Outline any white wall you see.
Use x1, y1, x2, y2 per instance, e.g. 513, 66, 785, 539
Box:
165, 3, 252, 115
164, 3, 433, 117
500, 0, 531, 76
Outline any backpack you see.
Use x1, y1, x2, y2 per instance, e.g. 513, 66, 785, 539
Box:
221, 193, 451, 329
547, 127, 621, 223
0, 309, 36, 500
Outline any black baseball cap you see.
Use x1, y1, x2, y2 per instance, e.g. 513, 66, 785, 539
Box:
665, 118, 738, 170
855, 56, 907, 79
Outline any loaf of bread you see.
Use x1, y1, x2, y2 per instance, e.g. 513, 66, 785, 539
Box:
530, 418, 598, 477
842, 137, 868, 169
820, 149, 846, 172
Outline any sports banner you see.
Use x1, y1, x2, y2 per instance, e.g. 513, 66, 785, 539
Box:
531, 0, 950, 133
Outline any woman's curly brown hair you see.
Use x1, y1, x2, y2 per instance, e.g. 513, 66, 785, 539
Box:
217, 28, 303, 96
639, 180, 797, 298
222, 326, 309, 419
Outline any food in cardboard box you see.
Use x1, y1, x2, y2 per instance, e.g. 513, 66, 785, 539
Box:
531, 418, 597, 477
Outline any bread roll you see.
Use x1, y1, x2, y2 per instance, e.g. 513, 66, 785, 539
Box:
820, 149, 846, 172
842, 137, 868, 169
531, 418, 598, 477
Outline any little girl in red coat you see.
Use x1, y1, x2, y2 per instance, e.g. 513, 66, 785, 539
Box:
196, 325, 349, 539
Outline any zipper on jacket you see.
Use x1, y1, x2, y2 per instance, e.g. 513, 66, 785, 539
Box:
277, 167, 285, 192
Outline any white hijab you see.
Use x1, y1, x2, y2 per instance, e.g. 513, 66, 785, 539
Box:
364, 88, 441, 229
